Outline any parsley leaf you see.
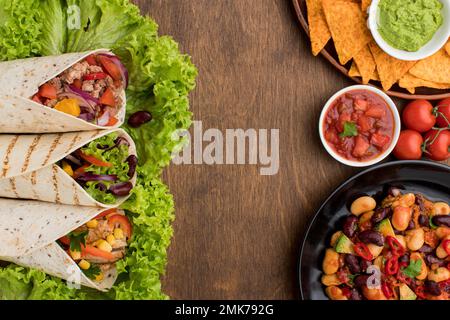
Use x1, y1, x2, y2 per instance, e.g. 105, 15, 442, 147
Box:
67, 230, 88, 253
82, 265, 101, 280
402, 259, 422, 279
339, 122, 358, 138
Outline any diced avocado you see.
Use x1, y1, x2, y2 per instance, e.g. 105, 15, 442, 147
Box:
376, 218, 395, 237
334, 234, 355, 254
399, 283, 417, 300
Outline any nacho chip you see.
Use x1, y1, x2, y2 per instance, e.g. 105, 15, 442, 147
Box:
349, 62, 361, 77
353, 45, 376, 84
362, 0, 372, 14
323, 0, 372, 65
306, 0, 332, 56
399, 73, 450, 94
409, 46, 450, 84
446, 42, 450, 56
369, 42, 416, 91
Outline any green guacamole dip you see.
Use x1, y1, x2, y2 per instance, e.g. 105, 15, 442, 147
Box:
378, 0, 443, 52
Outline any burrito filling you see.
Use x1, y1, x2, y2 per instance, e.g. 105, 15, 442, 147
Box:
59, 209, 132, 282
59, 132, 136, 204
31, 53, 128, 126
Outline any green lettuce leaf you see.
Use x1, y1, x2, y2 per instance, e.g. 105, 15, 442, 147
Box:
0, 0, 197, 300
39, 0, 67, 55
0, 0, 42, 60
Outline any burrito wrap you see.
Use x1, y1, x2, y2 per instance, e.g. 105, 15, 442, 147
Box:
0, 198, 119, 291
0, 129, 137, 207
0, 49, 126, 133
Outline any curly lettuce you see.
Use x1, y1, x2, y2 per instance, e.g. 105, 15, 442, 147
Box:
0, 0, 197, 300
0, 0, 42, 60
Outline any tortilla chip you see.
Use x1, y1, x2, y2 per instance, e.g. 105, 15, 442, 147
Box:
371, 69, 380, 81
399, 73, 450, 93
349, 62, 361, 77
446, 42, 450, 56
409, 46, 450, 84
306, 0, 332, 56
369, 42, 416, 91
322, 0, 372, 65
353, 45, 376, 84
361, 0, 372, 13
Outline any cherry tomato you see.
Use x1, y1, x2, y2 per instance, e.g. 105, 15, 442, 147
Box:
436, 98, 450, 128
393, 130, 423, 160
423, 129, 450, 161
402, 100, 436, 133
98, 56, 122, 81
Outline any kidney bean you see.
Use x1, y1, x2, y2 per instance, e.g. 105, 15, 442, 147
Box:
418, 244, 433, 254
358, 230, 384, 246
350, 289, 363, 300
109, 181, 133, 196
371, 208, 390, 224
432, 215, 450, 228
418, 214, 429, 227
424, 280, 442, 296
126, 155, 138, 178
424, 254, 446, 267
406, 220, 415, 230
359, 260, 372, 273
128, 111, 152, 128
398, 254, 410, 266
344, 254, 361, 274
343, 216, 358, 238
353, 275, 370, 288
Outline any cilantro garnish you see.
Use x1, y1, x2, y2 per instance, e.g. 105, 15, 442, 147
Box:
82, 265, 101, 280
401, 259, 422, 279
340, 122, 358, 138
67, 230, 88, 252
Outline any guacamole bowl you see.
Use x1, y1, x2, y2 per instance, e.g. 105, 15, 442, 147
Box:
368, 0, 450, 61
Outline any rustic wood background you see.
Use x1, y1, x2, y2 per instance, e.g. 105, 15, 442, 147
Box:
133, 0, 441, 299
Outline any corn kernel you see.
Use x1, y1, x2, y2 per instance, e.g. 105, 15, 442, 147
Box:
54, 99, 81, 116
62, 161, 73, 177
114, 228, 124, 240
70, 250, 81, 260
86, 219, 98, 229
95, 272, 104, 282
78, 259, 90, 270
106, 234, 116, 245
96, 239, 112, 253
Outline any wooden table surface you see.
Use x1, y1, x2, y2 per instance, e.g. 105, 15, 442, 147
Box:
133, 0, 437, 300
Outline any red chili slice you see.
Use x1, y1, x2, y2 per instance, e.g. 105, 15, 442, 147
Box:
353, 242, 373, 261
442, 239, 450, 256
386, 236, 405, 256
415, 285, 427, 300
381, 282, 393, 299
385, 256, 399, 275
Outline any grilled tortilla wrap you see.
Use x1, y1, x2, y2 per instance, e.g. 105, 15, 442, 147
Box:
0, 129, 136, 208
0, 199, 117, 291
0, 49, 126, 133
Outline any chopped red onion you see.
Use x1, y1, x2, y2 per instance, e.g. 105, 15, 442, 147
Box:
97, 109, 110, 126
76, 173, 118, 182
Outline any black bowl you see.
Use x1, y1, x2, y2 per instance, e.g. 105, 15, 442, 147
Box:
299, 160, 450, 300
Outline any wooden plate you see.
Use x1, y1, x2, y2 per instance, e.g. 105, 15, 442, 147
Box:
292, 0, 450, 100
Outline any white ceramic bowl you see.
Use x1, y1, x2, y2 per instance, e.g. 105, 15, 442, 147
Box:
368, 0, 450, 61
319, 85, 401, 167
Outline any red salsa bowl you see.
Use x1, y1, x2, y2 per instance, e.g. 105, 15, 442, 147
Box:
319, 86, 401, 167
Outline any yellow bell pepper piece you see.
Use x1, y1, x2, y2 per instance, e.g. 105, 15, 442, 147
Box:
54, 99, 81, 117
62, 161, 73, 177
